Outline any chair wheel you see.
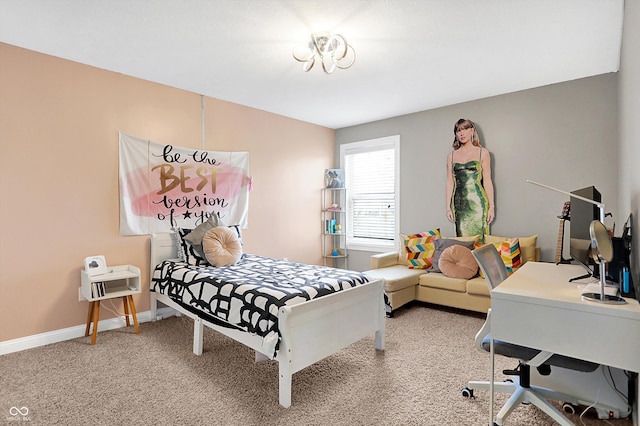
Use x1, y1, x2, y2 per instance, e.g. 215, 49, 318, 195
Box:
461, 387, 474, 398
562, 402, 577, 414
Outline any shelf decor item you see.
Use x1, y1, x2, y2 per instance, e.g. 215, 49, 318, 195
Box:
83, 255, 107, 276
324, 168, 344, 188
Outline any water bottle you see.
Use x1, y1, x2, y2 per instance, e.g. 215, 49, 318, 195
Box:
620, 266, 629, 294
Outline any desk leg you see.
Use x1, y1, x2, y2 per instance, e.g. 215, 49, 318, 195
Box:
489, 335, 495, 426
91, 301, 100, 345
85, 301, 95, 337
122, 296, 131, 326
635, 374, 638, 426
127, 295, 140, 335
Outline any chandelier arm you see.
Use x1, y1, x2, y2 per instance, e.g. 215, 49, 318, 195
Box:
333, 34, 349, 60
322, 56, 336, 74
302, 57, 315, 72
293, 41, 316, 62
336, 45, 356, 69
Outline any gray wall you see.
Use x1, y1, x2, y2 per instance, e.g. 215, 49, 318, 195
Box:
619, 1, 640, 294
337, 74, 620, 271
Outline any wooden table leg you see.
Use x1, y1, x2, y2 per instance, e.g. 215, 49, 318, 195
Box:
85, 301, 95, 337
122, 296, 131, 326
127, 295, 140, 335
91, 301, 100, 345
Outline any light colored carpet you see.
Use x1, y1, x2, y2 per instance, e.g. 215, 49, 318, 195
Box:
0, 304, 633, 425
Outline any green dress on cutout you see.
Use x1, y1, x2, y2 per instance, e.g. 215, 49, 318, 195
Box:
451, 150, 489, 239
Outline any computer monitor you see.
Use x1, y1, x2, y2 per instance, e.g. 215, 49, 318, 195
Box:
569, 186, 601, 278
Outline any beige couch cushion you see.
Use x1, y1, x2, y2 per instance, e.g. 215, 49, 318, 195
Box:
419, 272, 467, 293
365, 265, 424, 293
466, 276, 491, 296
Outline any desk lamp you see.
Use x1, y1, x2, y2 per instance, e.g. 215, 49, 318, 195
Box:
582, 220, 627, 304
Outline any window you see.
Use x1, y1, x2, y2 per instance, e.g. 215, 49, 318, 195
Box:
340, 136, 399, 252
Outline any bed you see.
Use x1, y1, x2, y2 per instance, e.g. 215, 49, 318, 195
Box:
149, 231, 386, 407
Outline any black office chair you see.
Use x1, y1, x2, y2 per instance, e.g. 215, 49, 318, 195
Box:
463, 244, 600, 426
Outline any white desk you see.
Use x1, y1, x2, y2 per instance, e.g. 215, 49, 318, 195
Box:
490, 262, 640, 425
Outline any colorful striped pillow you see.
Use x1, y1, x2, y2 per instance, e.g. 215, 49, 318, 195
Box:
484, 234, 537, 263
403, 228, 441, 269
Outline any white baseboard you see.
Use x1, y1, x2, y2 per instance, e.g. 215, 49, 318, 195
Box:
0, 307, 177, 355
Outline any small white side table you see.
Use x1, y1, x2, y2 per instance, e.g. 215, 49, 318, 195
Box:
80, 265, 141, 345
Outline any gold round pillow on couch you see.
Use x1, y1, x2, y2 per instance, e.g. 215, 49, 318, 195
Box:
437, 245, 478, 279
202, 226, 243, 267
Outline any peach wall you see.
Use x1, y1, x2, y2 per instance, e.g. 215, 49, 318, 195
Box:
0, 43, 335, 342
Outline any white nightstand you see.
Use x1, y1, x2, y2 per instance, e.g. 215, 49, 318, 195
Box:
80, 265, 141, 345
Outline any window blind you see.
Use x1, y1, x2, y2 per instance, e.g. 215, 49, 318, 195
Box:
344, 145, 396, 244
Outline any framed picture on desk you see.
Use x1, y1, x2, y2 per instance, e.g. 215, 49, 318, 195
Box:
83, 255, 107, 276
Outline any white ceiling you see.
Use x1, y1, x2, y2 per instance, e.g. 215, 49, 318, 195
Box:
0, 0, 624, 129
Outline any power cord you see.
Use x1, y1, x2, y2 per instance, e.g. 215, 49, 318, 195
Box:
100, 299, 133, 323
579, 378, 606, 425
577, 366, 632, 425
602, 366, 632, 418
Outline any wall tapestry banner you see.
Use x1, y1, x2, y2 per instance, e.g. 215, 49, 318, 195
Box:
118, 132, 250, 235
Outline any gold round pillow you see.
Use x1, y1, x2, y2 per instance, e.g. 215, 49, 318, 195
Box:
202, 226, 243, 267
437, 245, 478, 279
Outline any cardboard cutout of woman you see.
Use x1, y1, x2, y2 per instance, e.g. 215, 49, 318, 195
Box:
446, 119, 495, 239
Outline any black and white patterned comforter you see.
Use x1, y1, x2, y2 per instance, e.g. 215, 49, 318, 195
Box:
151, 254, 373, 355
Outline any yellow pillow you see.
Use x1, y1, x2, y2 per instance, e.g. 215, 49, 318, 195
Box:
484, 234, 537, 263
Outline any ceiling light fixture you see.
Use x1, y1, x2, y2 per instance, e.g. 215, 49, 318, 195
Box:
292, 32, 356, 74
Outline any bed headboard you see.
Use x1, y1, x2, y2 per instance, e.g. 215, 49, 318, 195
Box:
150, 232, 179, 274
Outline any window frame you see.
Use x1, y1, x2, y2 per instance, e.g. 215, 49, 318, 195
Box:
340, 135, 400, 253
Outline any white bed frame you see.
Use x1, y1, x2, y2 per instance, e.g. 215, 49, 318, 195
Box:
149, 232, 385, 407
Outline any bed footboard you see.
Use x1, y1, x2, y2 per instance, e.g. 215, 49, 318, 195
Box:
275, 278, 386, 407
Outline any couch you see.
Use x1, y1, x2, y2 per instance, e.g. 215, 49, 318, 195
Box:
364, 233, 540, 315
